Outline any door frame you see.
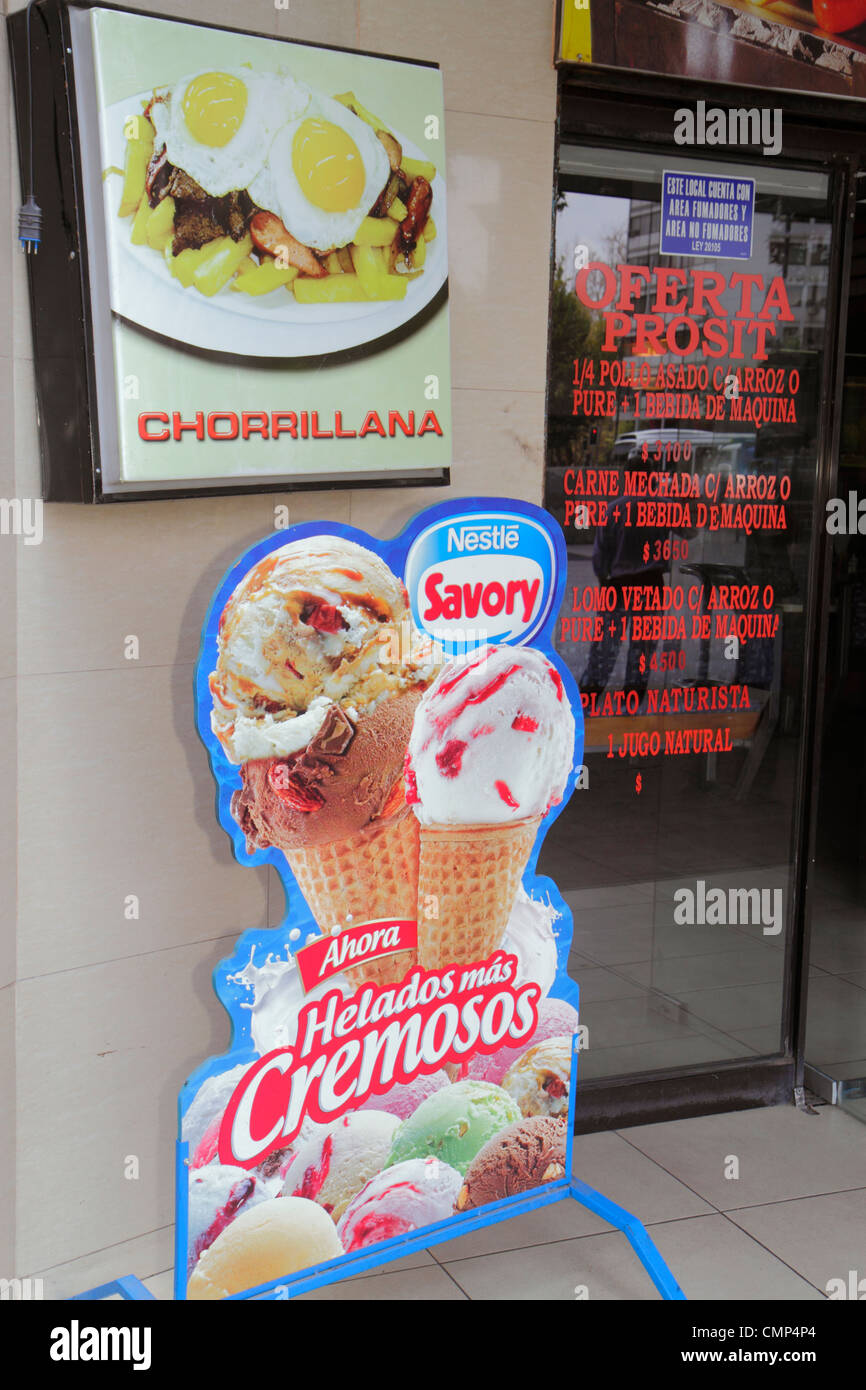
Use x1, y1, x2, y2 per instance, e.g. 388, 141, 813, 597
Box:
552, 72, 862, 1129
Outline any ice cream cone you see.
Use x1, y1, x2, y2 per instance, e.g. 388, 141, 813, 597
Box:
416, 817, 541, 970
287, 806, 419, 989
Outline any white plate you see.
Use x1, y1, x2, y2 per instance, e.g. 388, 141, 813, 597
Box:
101, 94, 447, 358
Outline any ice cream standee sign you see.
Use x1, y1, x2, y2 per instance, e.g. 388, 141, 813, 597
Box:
178, 499, 684, 1300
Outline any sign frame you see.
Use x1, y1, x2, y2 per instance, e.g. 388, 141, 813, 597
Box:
7, 0, 451, 502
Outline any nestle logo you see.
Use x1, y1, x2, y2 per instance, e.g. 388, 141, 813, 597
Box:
405, 507, 557, 650
447, 524, 519, 553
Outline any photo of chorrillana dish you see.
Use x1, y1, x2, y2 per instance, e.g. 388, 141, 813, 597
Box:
100, 64, 446, 356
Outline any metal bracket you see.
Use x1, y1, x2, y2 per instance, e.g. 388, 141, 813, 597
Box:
793, 1084, 820, 1115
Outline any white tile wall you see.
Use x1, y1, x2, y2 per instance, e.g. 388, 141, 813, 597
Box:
0, 985, 14, 1277
4, 0, 558, 1292
16, 934, 240, 1272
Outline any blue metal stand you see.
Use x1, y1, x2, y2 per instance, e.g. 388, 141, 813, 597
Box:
568, 1179, 686, 1300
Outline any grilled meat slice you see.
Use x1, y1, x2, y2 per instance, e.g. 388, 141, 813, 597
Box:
145, 145, 171, 206
396, 175, 433, 254
170, 190, 255, 255
144, 145, 255, 254
172, 202, 226, 254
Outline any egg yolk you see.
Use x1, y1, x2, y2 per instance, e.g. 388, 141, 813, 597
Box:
292, 118, 364, 212
182, 73, 248, 149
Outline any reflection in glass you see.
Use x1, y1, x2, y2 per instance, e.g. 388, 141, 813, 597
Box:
542, 151, 832, 1082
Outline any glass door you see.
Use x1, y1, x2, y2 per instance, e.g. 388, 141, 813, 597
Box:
805, 174, 866, 1120
542, 139, 841, 1113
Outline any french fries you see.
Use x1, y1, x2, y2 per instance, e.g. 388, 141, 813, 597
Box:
232, 257, 299, 295
294, 274, 369, 303
118, 115, 155, 217
165, 243, 200, 288
333, 91, 388, 134
401, 156, 437, 183
145, 196, 175, 251
191, 234, 254, 297
130, 194, 152, 246
350, 244, 408, 300
353, 216, 398, 247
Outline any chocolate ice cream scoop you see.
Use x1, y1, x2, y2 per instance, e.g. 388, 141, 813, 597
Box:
232, 686, 423, 850
455, 1116, 567, 1211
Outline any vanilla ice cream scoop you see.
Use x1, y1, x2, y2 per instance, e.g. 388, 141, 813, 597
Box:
211, 536, 429, 764
406, 646, 575, 827
186, 1196, 343, 1299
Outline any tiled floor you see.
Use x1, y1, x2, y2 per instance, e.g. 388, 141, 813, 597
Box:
32, 1102, 866, 1301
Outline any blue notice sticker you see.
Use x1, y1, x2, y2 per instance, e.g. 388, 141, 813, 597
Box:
660, 170, 754, 260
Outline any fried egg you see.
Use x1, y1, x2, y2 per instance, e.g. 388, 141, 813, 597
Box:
250, 94, 390, 252
152, 69, 311, 199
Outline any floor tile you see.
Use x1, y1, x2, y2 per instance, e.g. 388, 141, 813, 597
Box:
814, 1058, 866, 1081
804, 976, 866, 1065
141, 1270, 174, 1301
428, 1195, 607, 1264
624, 1105, 866, 1209
572, 1131, 715, 1224
641, 1214, 824, 1301
297, 1263, 467, 1301
727, 1188, 866, 1295
440, 1214, 819, 1301
677, 982, 783, 1033
735, 1025, 783, 1055
572, 966, 647, 1003
578, 994, 708, 1050
28, 1225, 174, 1300
562, 882, 655, 910
621, 943, 785, 995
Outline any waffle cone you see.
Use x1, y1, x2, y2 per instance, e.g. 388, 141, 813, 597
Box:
286, 806, 419, 989
417, 817, 541, 970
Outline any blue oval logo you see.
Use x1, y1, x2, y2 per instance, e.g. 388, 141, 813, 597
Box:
405, 509, 557, 655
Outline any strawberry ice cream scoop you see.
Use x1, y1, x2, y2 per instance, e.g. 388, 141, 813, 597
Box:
280, 1110, 399, 1221
187, 1164, 279, 1273
406, 646, 575, 826
337, 1157, 463, 1252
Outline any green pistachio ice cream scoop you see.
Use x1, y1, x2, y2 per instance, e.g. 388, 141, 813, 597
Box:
387, 1079, 522, 1175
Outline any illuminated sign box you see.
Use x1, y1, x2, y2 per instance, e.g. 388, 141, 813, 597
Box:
8, 1, 450, 501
